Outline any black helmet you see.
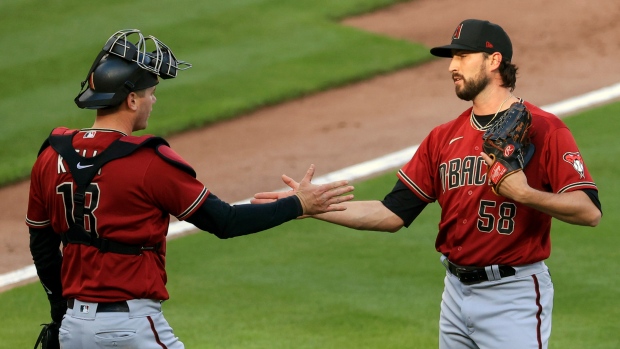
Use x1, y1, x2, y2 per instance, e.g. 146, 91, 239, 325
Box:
75, 53, 159, 109
75, 29, 191, 109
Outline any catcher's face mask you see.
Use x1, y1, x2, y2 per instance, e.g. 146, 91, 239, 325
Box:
75, 29, 192, 109
104, 29, 191, 79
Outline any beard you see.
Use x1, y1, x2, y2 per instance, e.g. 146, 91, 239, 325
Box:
454, 65, 490, 101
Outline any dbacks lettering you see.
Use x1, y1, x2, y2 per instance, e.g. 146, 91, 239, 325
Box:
439, 155, 517, 235
439, 155, 487, 193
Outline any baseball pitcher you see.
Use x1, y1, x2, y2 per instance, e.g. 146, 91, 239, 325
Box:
252, 19, 602, 349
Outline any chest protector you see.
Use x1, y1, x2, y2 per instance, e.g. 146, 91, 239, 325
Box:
39, 127, 187, 255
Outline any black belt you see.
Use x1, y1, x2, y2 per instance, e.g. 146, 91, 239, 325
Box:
68, 299, 130, 313
445, 260, 515, 285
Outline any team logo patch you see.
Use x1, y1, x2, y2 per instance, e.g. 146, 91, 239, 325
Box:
563, 152, 585, 178
453, 24, 463, 39
503, 144, 515, 157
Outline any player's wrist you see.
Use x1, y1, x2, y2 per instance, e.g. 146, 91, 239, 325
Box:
507, 184, 537, 204
291, 193, 306, 216
49, 298, 67, 323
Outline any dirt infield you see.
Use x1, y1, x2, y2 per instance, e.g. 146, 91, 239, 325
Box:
2, 0, 620, 290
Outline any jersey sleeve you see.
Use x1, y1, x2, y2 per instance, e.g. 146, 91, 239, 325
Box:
25, 157, 51, 228
185, 194, 302, 238
396, 133, 438, 203
154, 144, 196, 177
142, 152, 209, 220
543, 127, 597, 193
381, 180, 428, 227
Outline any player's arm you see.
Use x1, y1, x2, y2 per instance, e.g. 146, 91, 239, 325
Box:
519, 189, 600, 226
186, 194, 302, 238
312, 201, 403, 232
314, 180, 428, 231
253, 178, 427, 233
481, 152, 601, 226
186, 165, 354, 238
29, 226, 66, 323
251, 183, 399, 231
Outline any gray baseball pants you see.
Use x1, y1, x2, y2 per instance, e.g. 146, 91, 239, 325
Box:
59, 298, 184, 348
439, 260, 553, 349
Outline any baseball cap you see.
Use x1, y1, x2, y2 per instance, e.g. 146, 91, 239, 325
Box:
430, 19, 513, 61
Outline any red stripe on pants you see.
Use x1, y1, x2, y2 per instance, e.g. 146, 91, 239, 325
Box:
148, 315, 168, 349
532, 274, 543, 349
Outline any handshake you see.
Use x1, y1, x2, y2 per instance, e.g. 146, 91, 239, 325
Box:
254, 164, 354, 216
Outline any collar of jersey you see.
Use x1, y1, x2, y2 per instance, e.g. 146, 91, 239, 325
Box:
470, 110, 509, 130
80, 128, 128, 136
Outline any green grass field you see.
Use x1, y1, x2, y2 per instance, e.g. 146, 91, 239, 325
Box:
0, 0, 428, 186
0, 107, 618, 348
2, 0, 619, 348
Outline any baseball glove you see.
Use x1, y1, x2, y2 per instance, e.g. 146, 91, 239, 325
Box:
34, 322, 60, 349
482, 101, 535, 195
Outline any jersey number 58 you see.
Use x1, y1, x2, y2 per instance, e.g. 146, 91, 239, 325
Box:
477, 200, 516, 235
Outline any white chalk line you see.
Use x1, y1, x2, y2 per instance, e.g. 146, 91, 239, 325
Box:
3, 82, 620, 290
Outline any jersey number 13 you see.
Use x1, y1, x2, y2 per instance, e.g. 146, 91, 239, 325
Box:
56, 182, 101, 235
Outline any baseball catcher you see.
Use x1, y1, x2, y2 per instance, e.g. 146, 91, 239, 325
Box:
27, 28, 354, 349
482, 101, 535, 195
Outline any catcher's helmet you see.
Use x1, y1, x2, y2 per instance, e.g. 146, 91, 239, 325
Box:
75, 29, 191, 109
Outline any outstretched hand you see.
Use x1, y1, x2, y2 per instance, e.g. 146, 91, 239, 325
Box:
251, 174, 299, 203
251, 165, 354, 215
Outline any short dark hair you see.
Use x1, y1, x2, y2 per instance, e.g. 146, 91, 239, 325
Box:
483, 53, 518, 91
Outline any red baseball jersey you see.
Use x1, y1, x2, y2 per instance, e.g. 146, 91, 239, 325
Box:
26, 128, 208, 302
397, 102, 597, 266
